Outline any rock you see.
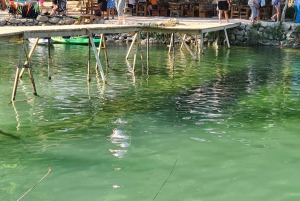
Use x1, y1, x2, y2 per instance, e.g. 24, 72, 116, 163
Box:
20, 19, 27, 23
37, 16, 49, 22
9, 18, 21, 24
64, 17, 75, 25
49, 17, 60, 24
0, 20, 6, 26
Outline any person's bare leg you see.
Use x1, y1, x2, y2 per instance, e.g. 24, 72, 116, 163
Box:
277, 6, 281, 21
112, 8, 114, 19
107, 8, 110, 19
123, 15, 126, 24
225, 10, 229, 23
219, 10, 223, 23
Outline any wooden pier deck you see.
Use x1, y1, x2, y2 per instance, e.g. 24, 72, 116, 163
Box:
0, 15, 244, 101
0, 16, 243, 41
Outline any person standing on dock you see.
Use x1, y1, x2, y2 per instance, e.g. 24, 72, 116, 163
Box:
217, 0, 230, 24
106, 0, 115, 20
115, 0, 126, 24
271, 0, 281, 21
295, 0, 300, 23
248, 0, 261, 24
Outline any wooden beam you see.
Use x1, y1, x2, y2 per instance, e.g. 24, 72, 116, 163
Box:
176, 33, 198, 60
19, 38, 38, 78
224, 27, 230, 48
88, 30, 107, 84
126, 32, 138, 60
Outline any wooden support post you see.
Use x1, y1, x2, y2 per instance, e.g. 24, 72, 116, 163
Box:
94, 34, 109, 76
27, 66, 37, 96
12, 40, 38, 101
47, 37, 51, 80
19, 38, 38, 78
132, 35, 138, 73
126, 32, 138, 60
172, 33, 175, 57
195, 35, 199, 55
200, 33, 204, 54
146, 32, 149, 61
180, 34, 186, 50
98, 33, 109, 68
11, 67, 21, 101
87, 37, 91, 82
176, 33, 198, 60
137, 32, 144, 68
168, 33, 174, 54
224, 27, 230, 48
88, 30, 107, 84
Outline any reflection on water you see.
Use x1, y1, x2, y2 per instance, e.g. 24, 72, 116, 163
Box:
0, 43, 300, 201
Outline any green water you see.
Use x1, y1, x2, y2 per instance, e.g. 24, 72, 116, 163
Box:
0, 42, 300, 201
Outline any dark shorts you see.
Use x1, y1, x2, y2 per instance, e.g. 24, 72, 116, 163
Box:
218, 1, 229, 10
152, 4, 158, 9
128, 4, 134, 8
97, 0, 103, 5
53, 0, 57, 5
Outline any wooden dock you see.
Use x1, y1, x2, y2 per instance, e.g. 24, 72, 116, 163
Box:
0, 16, 242, 101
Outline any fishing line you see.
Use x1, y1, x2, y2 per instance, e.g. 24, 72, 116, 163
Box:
153, 154, 180, 201
17, 167, 52, 201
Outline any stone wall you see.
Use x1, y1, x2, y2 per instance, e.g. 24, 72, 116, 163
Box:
226, 22, 300, 48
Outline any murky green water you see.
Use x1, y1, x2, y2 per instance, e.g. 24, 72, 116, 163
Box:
0, 42, 300, 201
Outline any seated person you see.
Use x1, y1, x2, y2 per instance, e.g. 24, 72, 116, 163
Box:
50, 0, 58, 16
147, 0, 158, 16
128, 0, 135, 8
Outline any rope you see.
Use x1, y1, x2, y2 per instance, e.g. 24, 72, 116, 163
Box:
153, 155, 180, 201
17, 168, 52, 201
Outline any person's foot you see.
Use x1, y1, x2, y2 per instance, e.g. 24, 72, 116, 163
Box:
104, 17, 109, 20
271, 16, 275, 21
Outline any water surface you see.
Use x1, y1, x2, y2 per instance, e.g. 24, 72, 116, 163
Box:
0, 42, 300, 201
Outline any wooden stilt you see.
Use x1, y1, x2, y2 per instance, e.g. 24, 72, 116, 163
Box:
11, 67, 21, 101
132, 38, 138, 73
176, 33, 198, 60
172, 33, 175, 57
137, 32, 144, 68
126, 32, 138, 60
195, 35, 199, 55
88, 30, 107, 84
47, 37, 51, 80
146, 32, 149, 61
180, 34, 186, 50
98, 33, 109, 68
87, 37, 91, 82
200, 33, 204, 54
168, 33, 174, 54
224, 27, 230, 48
19, 38, 38, 78
27, 67, 37, 96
